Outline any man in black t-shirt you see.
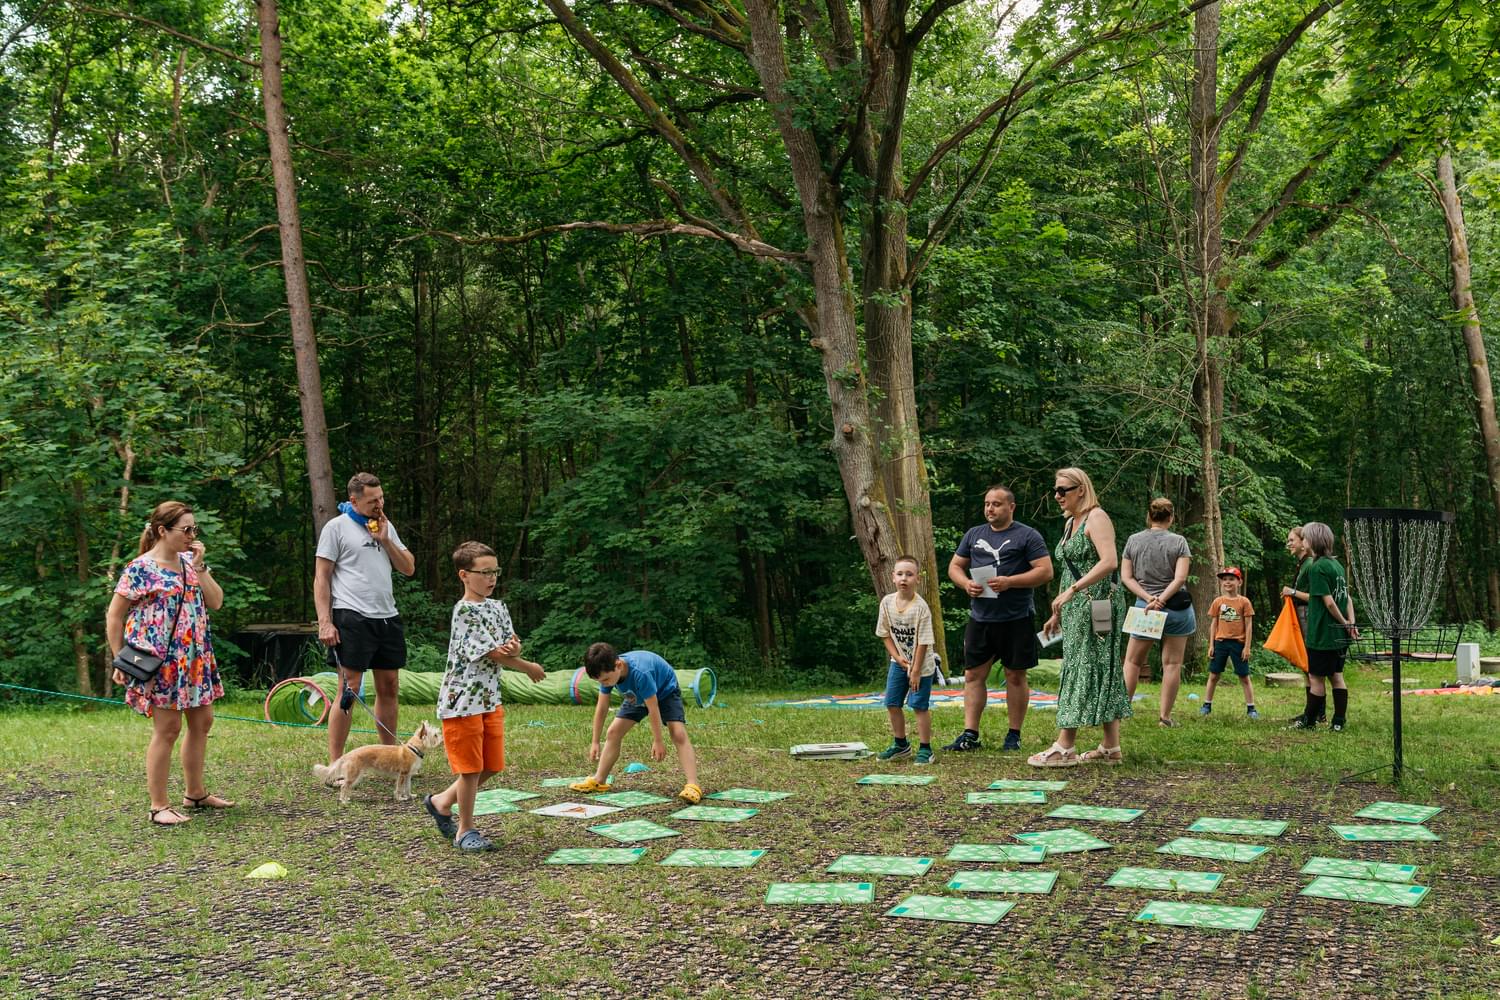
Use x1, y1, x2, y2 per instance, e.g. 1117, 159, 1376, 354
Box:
943, 485, 1053, 752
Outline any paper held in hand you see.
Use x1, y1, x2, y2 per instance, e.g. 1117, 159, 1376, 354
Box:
969, 564, 999, 598
1123, 606, 1167, 640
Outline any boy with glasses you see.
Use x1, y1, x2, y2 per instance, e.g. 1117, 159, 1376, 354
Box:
422, 541, 545, 851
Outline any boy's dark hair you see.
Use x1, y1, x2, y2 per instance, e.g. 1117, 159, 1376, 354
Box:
893, 553, 920, 570
452, 540, 496, 571
583, 642, 620, 679
347, 471, 381, 497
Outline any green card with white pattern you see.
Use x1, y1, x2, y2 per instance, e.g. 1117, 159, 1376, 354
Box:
544, 848, 648, 865
658, 848, 767, 868
1014, 828, 1112, 854
1352, 801, 1443, 824
966, 790, 1048, 805
706, 788, 793, 804
1046, 804, 1144, 823
669, 805, 759, 823
1106, 867, 1223, 893
1300, 875, 1430, 907
592, 791, 673, 808
765, 882, 874, 904
946, 843, 1048, 864
988, 779, 1069, 791
1135, 900, 1264, 931
1188, 817, 1288, 837
885, 895, 1015, 925
1155, 837, 1268, 863
826, 854, 933, 876
856, 774, 936, 786
947, 870, 1058, 894
588, 819, 682, 842
540, 776, 611, 788
1299, 857, 1418, 883
469, 793, 521, 816
1330, 824, 1440, 842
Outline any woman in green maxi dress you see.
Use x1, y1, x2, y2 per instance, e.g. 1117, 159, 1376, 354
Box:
1030, 467, 1132, 767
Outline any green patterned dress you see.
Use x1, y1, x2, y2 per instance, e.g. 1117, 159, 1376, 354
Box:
1054, 516, 1132, 729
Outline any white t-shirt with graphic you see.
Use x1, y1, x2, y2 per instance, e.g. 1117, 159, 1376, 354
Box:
875, 593, 938, 676
438, 598, 516, 719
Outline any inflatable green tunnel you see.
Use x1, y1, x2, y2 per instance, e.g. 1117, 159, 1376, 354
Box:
264, 666, 717, 725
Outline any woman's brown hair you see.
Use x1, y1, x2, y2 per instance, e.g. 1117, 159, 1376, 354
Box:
138, 501, 193, 555
1148, 498, 1174, 524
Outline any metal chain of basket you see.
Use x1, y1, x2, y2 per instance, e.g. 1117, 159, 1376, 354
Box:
1343, 512, 1452, 635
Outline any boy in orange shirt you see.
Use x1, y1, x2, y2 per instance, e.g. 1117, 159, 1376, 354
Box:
1200, 567, 1258, 719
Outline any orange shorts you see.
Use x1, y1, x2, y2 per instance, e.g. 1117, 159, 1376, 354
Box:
442, 707, 505, 774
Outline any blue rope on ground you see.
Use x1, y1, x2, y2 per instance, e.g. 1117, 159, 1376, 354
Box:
0, 681, 395, 736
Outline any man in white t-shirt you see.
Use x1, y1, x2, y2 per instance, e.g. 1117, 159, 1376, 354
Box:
315, 472, 416, 764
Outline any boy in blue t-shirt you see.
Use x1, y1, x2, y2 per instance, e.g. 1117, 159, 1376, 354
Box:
569, 644, 703, 803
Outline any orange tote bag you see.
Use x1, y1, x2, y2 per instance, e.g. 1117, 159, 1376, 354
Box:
1264, 595, 1308, 672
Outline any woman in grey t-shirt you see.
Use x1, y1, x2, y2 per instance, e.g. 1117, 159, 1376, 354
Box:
1120, 498, 1193, 725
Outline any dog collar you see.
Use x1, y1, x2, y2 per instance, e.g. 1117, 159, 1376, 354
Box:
406, 745, 424, 759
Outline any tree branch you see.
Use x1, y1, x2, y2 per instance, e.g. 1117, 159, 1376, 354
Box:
404, 219, 807, 261
1216, 0, 1343, 124
75, 3, 260, 68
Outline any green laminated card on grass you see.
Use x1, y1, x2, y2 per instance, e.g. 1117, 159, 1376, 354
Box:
1014, 828, 1112, 854
988, 779, 1069, 791
827, 854, 933, 877
857, 774, 935, 786
1156, 837, 1268, 862
588, 819, 682, 843
947, 870, 1058, 894
946, 843, 1048, 864
545, 848, 648, 866
1330, 824, 1440, 843
469, 795, 521, 816
706, 788, 792, 804
1106, 867, 1223, 894
1188, 817, 1288, 837
658, 848, 767, 868
1046, 804, 1144, 823
765, 882, 874, 905
669, 805, 759, 823
1299, 857, 1418, 883
1300, 875, 1430, 907
593, 791, 673, 808
1353, 801, 1443, 825
966, 790, 1048, 805
474, 787, 540, 804
886, 895, 1015, 925
540, 776, 610, 788
1135, 900, 1264, 931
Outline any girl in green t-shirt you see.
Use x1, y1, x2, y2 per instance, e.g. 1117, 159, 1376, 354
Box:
1291, 522, 1359, 732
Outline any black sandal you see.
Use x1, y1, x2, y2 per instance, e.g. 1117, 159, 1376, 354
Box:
150, 806, 190, 825
183, 793, 236, 810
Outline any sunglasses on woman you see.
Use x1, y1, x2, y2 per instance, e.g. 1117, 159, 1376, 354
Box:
1053, 485, 1080, 497
171, 524, 200, 536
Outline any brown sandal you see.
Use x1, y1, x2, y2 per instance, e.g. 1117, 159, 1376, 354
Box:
1078, 744, 1123, 765
150, 806, 191, 825
183, 793, 236, 810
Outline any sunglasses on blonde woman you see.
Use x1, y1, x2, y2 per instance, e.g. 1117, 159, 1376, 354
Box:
1053, 485, 1080, 497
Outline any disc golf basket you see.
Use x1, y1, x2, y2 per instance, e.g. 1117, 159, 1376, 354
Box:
1342, 508, 1458, 782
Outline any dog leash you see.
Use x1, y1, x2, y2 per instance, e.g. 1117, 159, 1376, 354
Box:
331, 647, 423, 758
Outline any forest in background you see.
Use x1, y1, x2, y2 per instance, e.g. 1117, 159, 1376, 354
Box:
3, 0, 1500, 694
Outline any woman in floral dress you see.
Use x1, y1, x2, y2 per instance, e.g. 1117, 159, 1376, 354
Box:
1030, 467, 1131, 767
105, 501, 233, 824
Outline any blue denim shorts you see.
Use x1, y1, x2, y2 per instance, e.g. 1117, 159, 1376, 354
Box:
1209, 638, 1250, 677
883, 660, 935, 711
1133, 598, 1197, 637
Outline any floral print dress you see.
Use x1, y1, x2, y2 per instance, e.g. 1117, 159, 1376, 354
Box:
115, 556, 222, 716
1054, 516, 1132, 729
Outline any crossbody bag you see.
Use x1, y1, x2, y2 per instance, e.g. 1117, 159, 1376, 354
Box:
1061, 516, 1120, 638
112, 557, 190, 683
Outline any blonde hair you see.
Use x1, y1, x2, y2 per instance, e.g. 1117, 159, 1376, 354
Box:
1055, 467, 1101, 515
139, 501, 193, 554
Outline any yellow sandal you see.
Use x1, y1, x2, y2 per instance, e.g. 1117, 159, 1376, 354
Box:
568, 777, 612, 794
678, 782, 703, 804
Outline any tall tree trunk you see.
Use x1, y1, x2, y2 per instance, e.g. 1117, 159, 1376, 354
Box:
1437, 148, 1500, 629
256, 0, 336, 534
1187, 1, 1227, 626
69, 478, 95, 695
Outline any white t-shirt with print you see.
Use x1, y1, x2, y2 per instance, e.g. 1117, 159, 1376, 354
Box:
875, 592, 938, 676
438, 598, 516, 720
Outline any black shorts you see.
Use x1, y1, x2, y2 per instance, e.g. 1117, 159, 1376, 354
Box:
1307, 647, 1346, 678
616, 688, 687, 725
329, 608, 407, 671
964, 617, 1038, 671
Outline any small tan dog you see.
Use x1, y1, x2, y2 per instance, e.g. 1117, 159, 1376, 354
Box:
313, 721, 444, 804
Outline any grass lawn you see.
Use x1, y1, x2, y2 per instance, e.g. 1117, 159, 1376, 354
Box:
2, 663, 1497, 999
